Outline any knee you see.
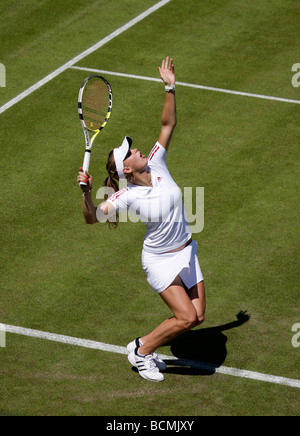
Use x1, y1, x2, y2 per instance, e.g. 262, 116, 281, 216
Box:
179, 313, 200, 331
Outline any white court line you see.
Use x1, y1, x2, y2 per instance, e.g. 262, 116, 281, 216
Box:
70, 65, 300, 105
0, 0, 171, 115
2, 323, 300, 389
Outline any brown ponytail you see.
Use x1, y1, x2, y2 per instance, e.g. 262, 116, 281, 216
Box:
103, 175, 119, 200
104, 150, 119, 228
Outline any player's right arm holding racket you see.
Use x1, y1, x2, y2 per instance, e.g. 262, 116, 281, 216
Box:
77, 169, 97, 224
77, 169, 115, 224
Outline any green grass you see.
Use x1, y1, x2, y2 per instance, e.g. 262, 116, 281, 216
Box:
0, 0, 158, 104
0, 0, 299, 416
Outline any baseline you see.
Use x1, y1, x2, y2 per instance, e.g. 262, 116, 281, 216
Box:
70, 65, 300, 105
2, 323, 300, 389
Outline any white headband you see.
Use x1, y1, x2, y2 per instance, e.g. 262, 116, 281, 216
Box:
113, 136, 132, 180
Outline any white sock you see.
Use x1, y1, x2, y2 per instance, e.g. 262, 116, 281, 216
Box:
136, 348, 147, 357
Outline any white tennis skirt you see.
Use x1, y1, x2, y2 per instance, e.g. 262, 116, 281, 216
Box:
141, 240, 203, 294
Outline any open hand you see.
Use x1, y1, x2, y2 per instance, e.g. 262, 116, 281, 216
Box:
158, 56, 175, 87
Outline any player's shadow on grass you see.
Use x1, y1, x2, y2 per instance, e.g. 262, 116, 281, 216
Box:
162, 310, 251, 376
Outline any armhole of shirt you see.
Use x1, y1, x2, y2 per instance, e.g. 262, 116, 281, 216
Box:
106, 187, 130, 213
148, 142, 167, 166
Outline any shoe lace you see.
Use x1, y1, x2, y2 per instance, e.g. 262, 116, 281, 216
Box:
145, 355, 158, 370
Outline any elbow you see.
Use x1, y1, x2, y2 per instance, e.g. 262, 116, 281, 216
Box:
161, 117, 177, 130
83, 205, 98, 224
170, 116, 177, 129
170, 118, 177, 132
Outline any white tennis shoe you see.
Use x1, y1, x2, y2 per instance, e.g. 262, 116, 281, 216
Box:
126, 337, 167, 372
128, 349, 164, 382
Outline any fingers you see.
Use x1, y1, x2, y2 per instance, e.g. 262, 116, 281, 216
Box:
160, 56, 173, 71
77, 168, 91, 185
168, 57, 174, 74
170, 58, 174, 73
158, 56, 175, 87
77, 173, 88, 184
158, 57, 174, 81
161, 56, 167, 69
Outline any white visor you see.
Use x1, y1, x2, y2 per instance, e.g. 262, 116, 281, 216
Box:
113, 136, 133, 180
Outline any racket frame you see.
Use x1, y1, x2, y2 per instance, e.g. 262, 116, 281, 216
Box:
78, 74, 112, 185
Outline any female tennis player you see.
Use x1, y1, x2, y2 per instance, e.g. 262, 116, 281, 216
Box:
77, 57, 206, 382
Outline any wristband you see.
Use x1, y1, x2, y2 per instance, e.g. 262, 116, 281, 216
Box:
165, 84, 176, 93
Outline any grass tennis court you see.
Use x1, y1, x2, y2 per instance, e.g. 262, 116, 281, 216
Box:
0, 0, 299, 416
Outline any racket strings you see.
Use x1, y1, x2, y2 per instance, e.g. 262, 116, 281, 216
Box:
82, 79, 110, 130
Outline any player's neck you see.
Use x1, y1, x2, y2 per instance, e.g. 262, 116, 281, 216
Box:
131, 169, 152, 187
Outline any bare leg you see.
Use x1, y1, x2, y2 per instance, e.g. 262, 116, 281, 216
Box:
187, 280, 206, 326
139, 276, 206, 355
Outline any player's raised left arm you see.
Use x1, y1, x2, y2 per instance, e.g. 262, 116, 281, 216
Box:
158, 56, 177, 151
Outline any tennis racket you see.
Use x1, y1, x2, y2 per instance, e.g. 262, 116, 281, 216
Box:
78, 74, 113, 185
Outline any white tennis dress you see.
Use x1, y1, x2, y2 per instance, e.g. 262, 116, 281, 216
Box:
107, 142, 203, 293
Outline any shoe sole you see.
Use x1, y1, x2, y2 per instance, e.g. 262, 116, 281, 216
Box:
139, 372, 164, 382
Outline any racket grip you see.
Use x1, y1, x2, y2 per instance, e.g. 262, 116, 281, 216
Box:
80, 150, 91, 186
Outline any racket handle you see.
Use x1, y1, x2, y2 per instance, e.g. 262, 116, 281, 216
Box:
80, 150, 91, 186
